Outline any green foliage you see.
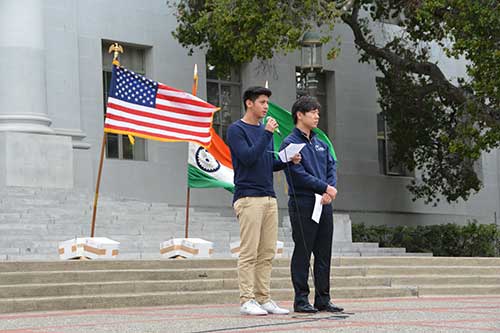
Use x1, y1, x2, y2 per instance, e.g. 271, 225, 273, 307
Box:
370, 0, 500, 204
376, 63, 483, 204
169, 0, 500, 204
412, 0, 500, 107
352, 221, 500, 257
169, 0, 341, 76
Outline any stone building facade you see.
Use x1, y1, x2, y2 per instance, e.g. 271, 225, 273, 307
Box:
1, 0, 498, 227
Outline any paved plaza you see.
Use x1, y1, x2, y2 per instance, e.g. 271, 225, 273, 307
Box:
0, 295, 499, 332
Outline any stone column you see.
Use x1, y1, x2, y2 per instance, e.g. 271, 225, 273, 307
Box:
0, 0, 73, 188
0, 0, 52, 133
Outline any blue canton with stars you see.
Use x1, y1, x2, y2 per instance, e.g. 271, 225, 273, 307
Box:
109, 66, 158, 107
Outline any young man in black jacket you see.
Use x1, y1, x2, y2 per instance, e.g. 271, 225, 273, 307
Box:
280, 96, 344, 313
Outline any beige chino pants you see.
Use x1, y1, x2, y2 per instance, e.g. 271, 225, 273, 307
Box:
234, 196, 278, 304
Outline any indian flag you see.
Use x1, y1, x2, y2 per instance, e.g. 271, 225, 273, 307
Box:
187, 128, 234, 192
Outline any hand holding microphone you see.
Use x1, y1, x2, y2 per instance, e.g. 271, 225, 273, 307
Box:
265, 116, 280, 134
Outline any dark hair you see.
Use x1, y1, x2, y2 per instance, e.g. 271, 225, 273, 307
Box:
242, 86, 272, 110
291, 96, 321, 124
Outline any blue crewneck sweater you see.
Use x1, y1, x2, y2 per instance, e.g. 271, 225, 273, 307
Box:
226, 119, 286, 203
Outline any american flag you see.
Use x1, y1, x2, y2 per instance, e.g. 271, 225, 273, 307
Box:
104, 65, 219, 147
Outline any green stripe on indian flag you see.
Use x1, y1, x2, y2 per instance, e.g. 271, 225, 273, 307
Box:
187, 142, 234, 192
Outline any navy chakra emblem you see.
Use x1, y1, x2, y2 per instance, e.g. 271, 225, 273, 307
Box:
195, 147, 220, 173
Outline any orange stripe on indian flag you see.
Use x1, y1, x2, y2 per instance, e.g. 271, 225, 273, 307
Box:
206, 128, 233, 170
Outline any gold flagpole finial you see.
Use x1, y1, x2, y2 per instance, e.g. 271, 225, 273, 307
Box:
108, 43, 124, 66
107, 43, 131, 144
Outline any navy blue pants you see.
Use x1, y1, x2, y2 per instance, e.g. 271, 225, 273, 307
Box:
288, 199, 333, 307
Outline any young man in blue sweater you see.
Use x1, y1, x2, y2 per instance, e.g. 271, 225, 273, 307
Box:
226, 86, 300, 316
280, 96, 344, 314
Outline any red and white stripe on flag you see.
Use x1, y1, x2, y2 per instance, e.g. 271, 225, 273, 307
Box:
104, 65, 219, 147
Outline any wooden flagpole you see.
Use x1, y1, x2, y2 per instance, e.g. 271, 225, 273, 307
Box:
185, 64, 198, 239
91, 134, 106, 237
90, 43, 123, 237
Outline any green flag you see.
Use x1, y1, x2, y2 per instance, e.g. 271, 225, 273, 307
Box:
266, 102, 337, 161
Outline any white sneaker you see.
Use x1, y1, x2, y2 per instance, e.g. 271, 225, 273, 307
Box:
260, 300, 290, 315
240, 299, 268, 316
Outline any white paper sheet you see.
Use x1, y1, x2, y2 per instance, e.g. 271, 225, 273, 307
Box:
278, 143, 306, 163
312, 194, 323, 224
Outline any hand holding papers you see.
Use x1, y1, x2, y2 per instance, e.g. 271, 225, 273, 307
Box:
312, 194, 323, 223
326, 185, 338, 200
312, 193, 333, 223
320, 193, 332, 205
279, 143, 306, 163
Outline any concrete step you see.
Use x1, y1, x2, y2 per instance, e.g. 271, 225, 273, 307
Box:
330, 252, 362, 257
0, 268, 234, 284
331, 249, 407, 255
417, 285, 500, 296
3, 265, 499, 286
0, 286, 419, 313
382, 252, 433, 257
2, 257, 499, 273
333, 242, 380, 249
0, 276, 393, 298
0, 266, 369, 285
333, 286, 417, 298
355, 252, 409, 256
0, 259, 245, 272
0, 289, 263, 313
361, 265, 500, 276
366, 247, 407, 253
3, 254, 61, 261
0, 257, 499, 313
2, 234, 236, 243
0, 249, 21, 256
390, 275, 500, 286
6, 187, 399, 261
333, 257, 500, 266
0, 218, 234, 226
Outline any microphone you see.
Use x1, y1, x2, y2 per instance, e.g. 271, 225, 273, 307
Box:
264, 116, 281, 136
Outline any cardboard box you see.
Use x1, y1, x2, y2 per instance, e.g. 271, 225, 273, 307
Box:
160, 238, 214, 259
58, 237, 120, 260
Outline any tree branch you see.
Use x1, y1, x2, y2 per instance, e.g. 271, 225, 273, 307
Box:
341, 1, 500, 124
